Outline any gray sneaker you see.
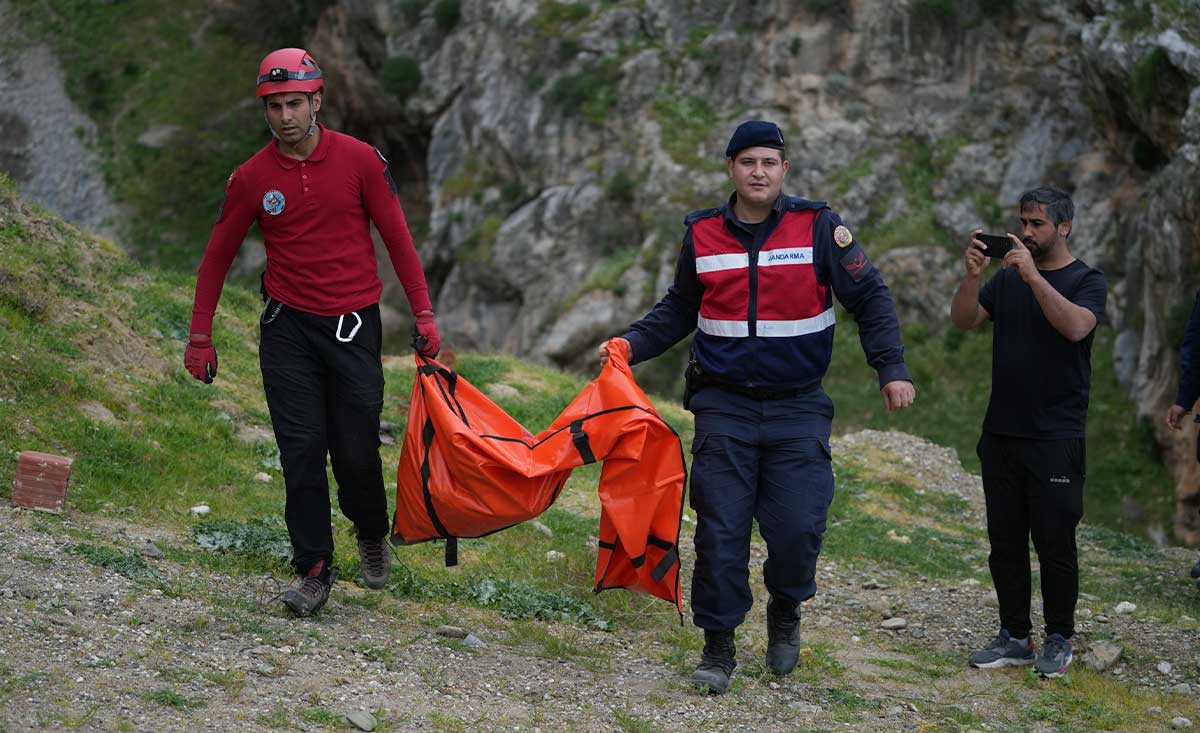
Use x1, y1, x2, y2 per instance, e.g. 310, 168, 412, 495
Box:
1034, 633, 1073, 678
357, 534, 391, 589
968, 629, 1035, 668
281, 560, 336, 617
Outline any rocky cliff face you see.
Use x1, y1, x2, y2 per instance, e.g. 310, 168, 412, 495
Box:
304, 0, 1200, 537
4, 0, 1199, 538
1078, 9, 1200, 542
0, 1, 117, 236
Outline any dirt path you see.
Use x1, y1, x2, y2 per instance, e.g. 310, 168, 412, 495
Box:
3, 431, 1200, 732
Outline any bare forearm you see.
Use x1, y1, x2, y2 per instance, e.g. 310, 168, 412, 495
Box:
950, 275, 983, 329
1029, 275, 1096, 341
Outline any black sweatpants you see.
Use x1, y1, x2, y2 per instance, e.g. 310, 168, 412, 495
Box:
977, 431, 1085, 639
259, 300, 389, 575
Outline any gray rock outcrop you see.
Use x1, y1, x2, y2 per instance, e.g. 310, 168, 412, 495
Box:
0, 2, 117, 236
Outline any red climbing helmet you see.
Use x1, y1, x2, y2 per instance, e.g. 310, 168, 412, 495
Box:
256, 48, 323, 98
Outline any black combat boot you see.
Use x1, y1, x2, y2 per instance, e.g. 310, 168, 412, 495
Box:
765, 595, 801, 675
690, 629, 737, 694
281, 559, 336, 617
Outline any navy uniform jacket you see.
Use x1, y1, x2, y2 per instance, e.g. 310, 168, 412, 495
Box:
1175, 288, 1200, 410
623, 193, 910, 390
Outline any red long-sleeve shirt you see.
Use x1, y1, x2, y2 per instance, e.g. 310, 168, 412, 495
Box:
189, 125, 432, 335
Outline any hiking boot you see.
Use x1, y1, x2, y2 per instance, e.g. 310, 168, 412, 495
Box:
690, 629, 737, 694
357, 533, 391, 589
968, 629, 1035, 669
765, 595, 801, 675
281, 559, 336, 617
1190, 557, 1200, 579
1034, 633, 1073, 678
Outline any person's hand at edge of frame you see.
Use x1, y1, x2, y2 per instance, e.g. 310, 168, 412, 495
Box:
597, 338, 628, 368
184, 334, 219, 384
1167, 403, 1192, 430
881, 380, 915, 414
413, 310, 440, 358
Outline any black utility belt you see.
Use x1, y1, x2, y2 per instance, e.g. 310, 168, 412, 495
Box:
702, 379, 820, 401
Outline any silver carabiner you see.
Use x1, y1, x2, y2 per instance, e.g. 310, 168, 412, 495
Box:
335, 311, 363, 343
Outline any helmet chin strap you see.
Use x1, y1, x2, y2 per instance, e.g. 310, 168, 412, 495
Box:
263, 93, 319, 153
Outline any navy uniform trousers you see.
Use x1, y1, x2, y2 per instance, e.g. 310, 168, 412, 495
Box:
259, 301, 390, 575
688, 385, 836, 631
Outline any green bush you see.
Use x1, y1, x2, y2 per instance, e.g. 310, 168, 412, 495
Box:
546, 58, 622, 126
533, 0, 591, 34
380, 55, 423, 102
910, 0, 959, 28
805, 0, 841, 13
605, 169, 637, 204
399, 0, 427, 24
1131, 47, 1169, 112
650, 91, 718, 169
557, 37, 581, 63
434, 0, 461, 32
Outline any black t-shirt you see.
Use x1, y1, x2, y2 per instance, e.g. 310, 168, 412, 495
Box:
979, 260, 1108, 438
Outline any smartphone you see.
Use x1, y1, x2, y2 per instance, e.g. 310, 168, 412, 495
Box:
975, 233, 1014, 258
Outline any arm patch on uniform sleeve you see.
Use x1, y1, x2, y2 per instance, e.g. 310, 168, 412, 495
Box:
839, 246, 874, 282
375, 147, 400, 197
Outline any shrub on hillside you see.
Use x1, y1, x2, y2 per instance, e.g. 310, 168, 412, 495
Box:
381, 55, 423, 102
434, 0, 461, 32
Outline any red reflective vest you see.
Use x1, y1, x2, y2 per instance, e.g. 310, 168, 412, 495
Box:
691, 208, 833, 339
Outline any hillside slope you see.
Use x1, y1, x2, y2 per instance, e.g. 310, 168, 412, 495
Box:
2, 173, 1200, 732
3, 430, 1200, 733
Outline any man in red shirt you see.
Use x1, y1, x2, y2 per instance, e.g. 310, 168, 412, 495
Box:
185, 48, 440, 616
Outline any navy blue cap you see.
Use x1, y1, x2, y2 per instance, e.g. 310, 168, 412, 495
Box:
724, 120, 786, 158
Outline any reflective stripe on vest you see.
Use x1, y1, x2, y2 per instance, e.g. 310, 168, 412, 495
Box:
695, 247, 814, 274
691, 209, 830, 338
699, 307, 835, 337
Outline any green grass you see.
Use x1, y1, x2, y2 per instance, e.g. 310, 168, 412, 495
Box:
1017, 670, 1178, 731
546, 57, 623, 127
68, 543, 158, 580
10, 0, 267, 272
564, 247, 640, 306
826, 149, 876, 200
822, 472, 984, 580
613, 708, 659, 733
651, 91, 721, 172
144, 687, 202, 709
790, 642, 845, 685
532, 0, 591, 35
503, 620, 612, 671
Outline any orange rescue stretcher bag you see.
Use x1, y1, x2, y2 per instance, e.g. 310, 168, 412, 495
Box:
391, 339, 685, 612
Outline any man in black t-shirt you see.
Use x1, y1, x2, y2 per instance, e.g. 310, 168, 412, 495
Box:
950, 187, 1107, 679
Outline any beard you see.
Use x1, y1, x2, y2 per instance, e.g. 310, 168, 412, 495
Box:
1024, 238, 1050, 261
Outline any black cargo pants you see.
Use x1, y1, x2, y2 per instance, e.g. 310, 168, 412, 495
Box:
259, 298, 389, 575
978, 431, 1085, 639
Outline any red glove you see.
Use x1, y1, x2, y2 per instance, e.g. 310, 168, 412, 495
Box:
413, 310, 440, 358
184, 335, 219, 384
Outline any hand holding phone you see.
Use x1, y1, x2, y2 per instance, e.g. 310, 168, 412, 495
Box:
974, 233, 1014, 258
